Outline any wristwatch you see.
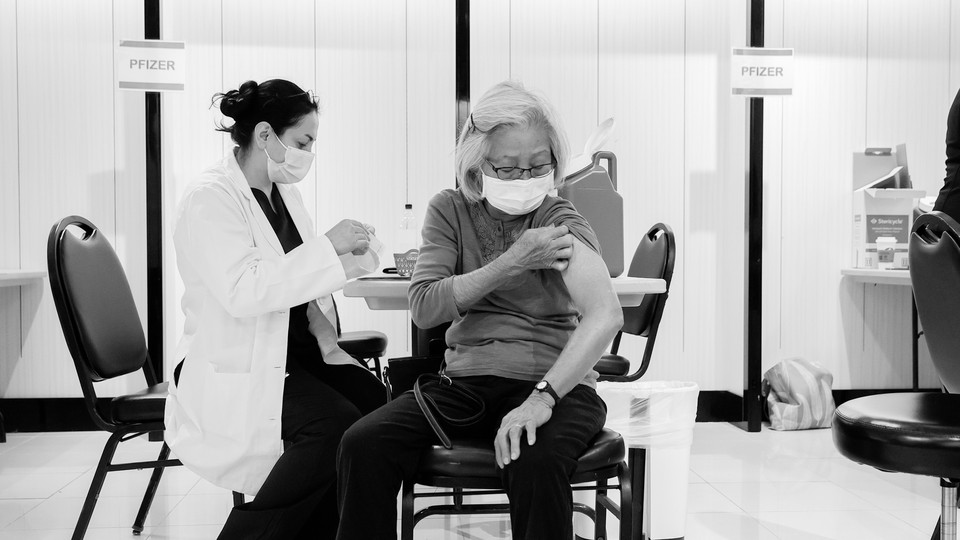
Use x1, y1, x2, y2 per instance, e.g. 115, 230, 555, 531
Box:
534, 380, 560, 404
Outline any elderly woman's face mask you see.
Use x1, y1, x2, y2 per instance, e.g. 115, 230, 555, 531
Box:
480, 126, 556, 215
481, 170, 555, 215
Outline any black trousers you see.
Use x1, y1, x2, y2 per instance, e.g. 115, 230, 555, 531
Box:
218, 361, 387, 540
336, 376, 606, 540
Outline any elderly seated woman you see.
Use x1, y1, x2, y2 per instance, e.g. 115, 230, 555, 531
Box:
336, 80, 623, 540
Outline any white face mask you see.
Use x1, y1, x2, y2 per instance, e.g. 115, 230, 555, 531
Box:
265, 131, 315, 184
481, 171, 555, 215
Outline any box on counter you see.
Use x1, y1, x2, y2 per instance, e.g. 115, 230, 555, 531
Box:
852, 167, 924, 269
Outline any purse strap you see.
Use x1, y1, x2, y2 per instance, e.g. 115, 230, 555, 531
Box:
413, 372, 486, 449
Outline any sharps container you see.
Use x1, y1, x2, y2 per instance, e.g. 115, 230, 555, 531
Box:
560, 151, 624, 277
597, 380, 700, 540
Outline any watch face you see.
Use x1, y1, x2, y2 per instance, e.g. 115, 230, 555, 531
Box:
535, 381, 547, 391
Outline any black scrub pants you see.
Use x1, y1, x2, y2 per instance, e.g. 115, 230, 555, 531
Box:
217, 362, 387, 540
335, 376, 607, 540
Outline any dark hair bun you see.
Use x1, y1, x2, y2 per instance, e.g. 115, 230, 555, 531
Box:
218, 80, 259, 120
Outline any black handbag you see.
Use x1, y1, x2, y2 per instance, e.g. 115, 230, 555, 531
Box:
385, 356, 486, 449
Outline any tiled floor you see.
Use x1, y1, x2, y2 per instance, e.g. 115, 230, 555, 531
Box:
0, 422, 942, 539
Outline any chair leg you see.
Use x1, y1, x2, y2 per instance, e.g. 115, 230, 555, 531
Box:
131, 442, 171, 535
73, 431, 123, 540
233, 491, 246, 507
941, 478, 958, 540
595, 481, 608, 540
401, 482, 415, 540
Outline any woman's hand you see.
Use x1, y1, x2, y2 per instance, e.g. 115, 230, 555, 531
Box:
502, 225, 574, 273
325, 219, 370, 255
494, 394, 554, 468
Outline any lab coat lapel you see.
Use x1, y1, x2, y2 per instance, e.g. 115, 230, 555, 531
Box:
225, 154, 285, 256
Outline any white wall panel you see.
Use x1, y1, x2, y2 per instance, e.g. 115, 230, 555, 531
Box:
14, 0, 117, 398
598, 0, 686, 383
684, 0, 747, 393
223, 0, 318, 225
470, 0, 511, 108
161, 2, 224, 381
779, 1, 868, 388
315, 1, 410, 355
867, 0, 950, 197
953, 2, 960, 101
510, 0, 599, 154
0, 0, 22, 399
761, 0, 786, 382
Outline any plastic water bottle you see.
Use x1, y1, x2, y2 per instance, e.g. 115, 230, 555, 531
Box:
399, 204, 418, 250
397, 204, 419, 276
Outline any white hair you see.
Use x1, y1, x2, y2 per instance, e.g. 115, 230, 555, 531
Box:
455, 80, 570, 202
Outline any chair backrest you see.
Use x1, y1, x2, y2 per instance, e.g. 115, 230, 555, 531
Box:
47, 216, 152, 411
910, 211, 960, 393
621, 223, 676, 336
603, 223, 676, 382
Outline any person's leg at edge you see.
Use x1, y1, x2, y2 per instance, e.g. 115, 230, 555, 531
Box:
498, 384, 607, 540
217, 369, 361, 540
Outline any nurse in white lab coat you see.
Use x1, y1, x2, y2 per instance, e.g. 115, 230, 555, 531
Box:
164, 79, 387, 540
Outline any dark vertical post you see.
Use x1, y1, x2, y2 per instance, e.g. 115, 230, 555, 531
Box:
145, 0, 163, 380
455, 0, 470, 137
739, 0, 765, 432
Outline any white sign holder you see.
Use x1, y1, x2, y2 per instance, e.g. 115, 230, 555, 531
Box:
117, 40, 185, 92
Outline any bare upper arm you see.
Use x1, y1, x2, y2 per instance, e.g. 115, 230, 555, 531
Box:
561, 237, 620, 318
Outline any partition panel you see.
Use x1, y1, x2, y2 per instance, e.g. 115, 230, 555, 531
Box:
779, 0, 868, 388
315, 1, 410, 356
161, 1, 225, 380
598, 0, 686, 382
509, 0, 599, 154
470, 0, 511, 109
15, 0, 118, 397
684, 0, 748, 393
867, 0, 950, 198
0, 0, 22, 399
223, 0, 318, 225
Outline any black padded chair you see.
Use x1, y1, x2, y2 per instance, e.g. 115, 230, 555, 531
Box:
594, 223, 676, 381
47, 216, 246, 539
339, 329, 388, 380
398, 222, 677, 540
833, 211, 960, 540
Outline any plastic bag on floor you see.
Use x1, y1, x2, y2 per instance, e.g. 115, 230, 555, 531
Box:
761, 358, 836, 430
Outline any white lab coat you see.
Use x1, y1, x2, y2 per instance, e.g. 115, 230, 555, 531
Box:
164, 152, 375, 496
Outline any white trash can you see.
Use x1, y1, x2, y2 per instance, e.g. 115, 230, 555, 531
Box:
597, 380, 700, 540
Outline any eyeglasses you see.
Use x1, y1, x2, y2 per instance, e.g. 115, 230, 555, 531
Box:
485, 160, 556, 180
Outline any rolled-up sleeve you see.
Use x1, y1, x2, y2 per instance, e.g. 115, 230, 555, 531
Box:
408, 192, 462, 328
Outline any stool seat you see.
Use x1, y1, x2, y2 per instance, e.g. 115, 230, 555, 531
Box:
338, 330, 388, 357
416, 428, 625, 487
833, 392, 960, 479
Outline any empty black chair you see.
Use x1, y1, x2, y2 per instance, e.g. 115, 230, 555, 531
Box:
399, 222, 677, 540
594, 223, 676, 381
833, 211, 960, 540
47, 216, 246, 538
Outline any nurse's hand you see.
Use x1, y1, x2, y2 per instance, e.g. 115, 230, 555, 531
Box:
325, 219, 370, 255
502, 225, 574, 274
494, 394, 553, 469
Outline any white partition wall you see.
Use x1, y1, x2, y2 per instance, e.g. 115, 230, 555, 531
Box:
1, 0, 147, 399
763, 0, 956, 389
2, 1, 959, 407
472, 1, 747, 393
